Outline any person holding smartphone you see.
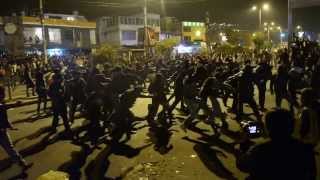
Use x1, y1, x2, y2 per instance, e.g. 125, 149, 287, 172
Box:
237, 109, 316, 180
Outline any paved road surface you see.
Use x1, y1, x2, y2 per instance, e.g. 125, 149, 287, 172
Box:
0, 87, 319, 180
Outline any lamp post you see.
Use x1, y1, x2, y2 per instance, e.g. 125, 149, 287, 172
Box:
288, 0, 293, 44
39, 0, 48, 64
251, 3, 270, 29
264, 22, 275, 42
277, 26, 283, 44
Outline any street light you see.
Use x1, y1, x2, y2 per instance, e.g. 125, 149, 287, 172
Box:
251, 3, 270, 29
264, 21, 276, 42
277, 26, 283, 43
252, 6, 257, 11
296, 25, 302, 30
263, 3, 270, 11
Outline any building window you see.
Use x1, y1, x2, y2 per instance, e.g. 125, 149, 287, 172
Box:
184, 36, 191, 41
90, 30, 96, 45
122, 30, 136, 41
63, 29, 73, 42
23, 27, 43, 45
136, 18, 144, 25
183, 26, 192, 32
120, 17, 126, 24
128, 17, 135, 25
48, 28, 62, 44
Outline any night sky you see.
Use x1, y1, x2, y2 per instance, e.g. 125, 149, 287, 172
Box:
1, 0, 320, 31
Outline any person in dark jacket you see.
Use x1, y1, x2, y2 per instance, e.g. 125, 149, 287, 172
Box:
35, 66, 47, 113
311, 65, 320, 98
167, 69, 187, 114
270, 65, 292, 110
237, 109, 316, 180
235, 65, 261, 121
254, 60, 272, 111
147, 73, 169, 125
0, 86, 33, 170
24, 64, 35, 97
68, 71, 87, 123
48, 72, 72, 134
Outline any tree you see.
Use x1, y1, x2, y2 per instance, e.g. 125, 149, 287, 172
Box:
155, 37, 180, 58
252, 32, 266, 50
94, 43, 120, 65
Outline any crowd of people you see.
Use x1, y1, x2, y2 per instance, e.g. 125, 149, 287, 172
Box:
1, 37, 320, 179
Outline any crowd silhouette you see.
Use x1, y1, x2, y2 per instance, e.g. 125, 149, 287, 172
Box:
0, 36, 320, 179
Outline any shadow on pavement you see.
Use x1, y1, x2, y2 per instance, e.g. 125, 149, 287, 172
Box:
13, 125, 62, 145
8, 172, 28, 180
58, 142, 93, 180
183, 137, 237, 180
0, 131, 68, 172
12, 113, 52, 125
187, 123, 240, 155
85, 143, 152, 180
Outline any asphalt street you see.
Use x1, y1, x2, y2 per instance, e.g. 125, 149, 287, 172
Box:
0, 85, 319, 180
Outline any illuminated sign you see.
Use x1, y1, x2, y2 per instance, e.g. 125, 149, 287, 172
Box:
182, 21, 205, 27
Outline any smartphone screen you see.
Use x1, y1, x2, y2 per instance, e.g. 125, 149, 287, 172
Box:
248, 126, 257, 134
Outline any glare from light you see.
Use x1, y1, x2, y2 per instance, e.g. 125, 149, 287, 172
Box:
298, 31, 304, 38
221, 35, 228, 42
264, 22, 268, 26
270, 27, 273, 30
271, 22, 275, 26
297, 25, 302, 30
66, 17, 75, 21
48, 48, 64, 56
280, 33, 285, 38
252, 33, 256, 37
264, 27, 268, 31
35, 28, 43, 40
277, 26, 281, 30
219, 32, 224, 36
252, 6, 257, 11
175, 44, 193, 54
263, 3, 270, 11
195, 30, 201, 37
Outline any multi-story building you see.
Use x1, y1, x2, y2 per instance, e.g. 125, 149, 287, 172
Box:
181, 21, 206, 42
160, 17, 181, 41
0, 12, 97, 56
97, 13, 160, 47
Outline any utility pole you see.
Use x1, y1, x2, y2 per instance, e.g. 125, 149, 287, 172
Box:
144, 0, 148, 58
40, 0, 48, 64
267, 27, 270, 42
288, 0, 293, 45
205, 11, 211, 57
259, 8, 262, 29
